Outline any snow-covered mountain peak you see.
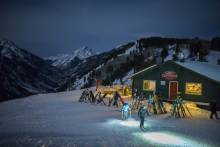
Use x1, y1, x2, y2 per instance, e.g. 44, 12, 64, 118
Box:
0, 39, 18, 53
0, 39, 17, 48
72, 46, 94, 59
0, 39, 26, 59
46, 46, 95, 67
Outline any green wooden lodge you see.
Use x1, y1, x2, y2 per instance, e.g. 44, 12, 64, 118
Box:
131, 61, 220, 107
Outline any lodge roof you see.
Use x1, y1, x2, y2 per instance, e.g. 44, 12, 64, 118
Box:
130, 60, 220, 83
130, 64, 157, 78
176, 61, 220, 83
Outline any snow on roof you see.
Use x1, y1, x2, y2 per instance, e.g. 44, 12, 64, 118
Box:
130, 64, 157, 78
130, 60, 220, 83
176, 61, 220, 83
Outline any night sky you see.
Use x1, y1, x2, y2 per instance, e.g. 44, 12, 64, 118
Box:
0, 0, 220, 57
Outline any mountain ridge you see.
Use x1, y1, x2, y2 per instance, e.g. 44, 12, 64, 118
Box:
0, 39, 64, 101
45, 46, 96, 68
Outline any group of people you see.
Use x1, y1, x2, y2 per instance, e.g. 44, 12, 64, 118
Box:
133, 90, 167, 115
121, 101, 149, 131
109, 90, 167, 131
79, 89, 219, 132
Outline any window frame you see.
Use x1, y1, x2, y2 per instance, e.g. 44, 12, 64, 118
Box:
143, 80, 156, 91
185, 82, 202, 96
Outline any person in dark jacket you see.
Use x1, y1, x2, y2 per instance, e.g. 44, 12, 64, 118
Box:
138, 105, 147, 130
210, 100, 219, 119
113, 91, 120, 107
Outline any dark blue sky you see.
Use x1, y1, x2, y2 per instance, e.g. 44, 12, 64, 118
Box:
0, 0, 220, 57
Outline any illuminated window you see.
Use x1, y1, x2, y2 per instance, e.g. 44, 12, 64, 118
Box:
185, 83, 202, 95
143, 80, 156, 91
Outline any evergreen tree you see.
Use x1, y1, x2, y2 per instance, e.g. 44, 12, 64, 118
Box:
103, 75, 111, 86
175, 44, 180, 53
211, 37, 220, 51
106, 65, 113, 73
84, 76, 87, 83
173, 44, 180, 61
160, 46, 168, 63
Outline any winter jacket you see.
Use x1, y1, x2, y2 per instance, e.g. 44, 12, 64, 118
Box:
138, 107, 147, 118
114, 92, 120, 101
122, 104, 130, 112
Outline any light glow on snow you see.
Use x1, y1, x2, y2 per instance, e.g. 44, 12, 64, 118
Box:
105, 118, 150, 128
133, 131, 210, 147
120, 119, 140, 127
141, 132, 185, 145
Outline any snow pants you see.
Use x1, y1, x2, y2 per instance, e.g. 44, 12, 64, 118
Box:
152, 102, 157, 114
147, 103, 151, 114
122, 111, 129, 120
210, 111, 219, 119
140, 116, 145, 128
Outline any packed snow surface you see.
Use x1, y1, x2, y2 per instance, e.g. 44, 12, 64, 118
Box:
0, 89, 220, 146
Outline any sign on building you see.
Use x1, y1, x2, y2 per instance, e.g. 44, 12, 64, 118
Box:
162, 71, 177, 80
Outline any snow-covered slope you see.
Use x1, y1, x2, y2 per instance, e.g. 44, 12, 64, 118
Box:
69, 42, 135, 89
46, 46, 95, 68
72, 73, 90, 90
117, 42, 136, 56
206, 50, 220, 65
0, 39, 62, 101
